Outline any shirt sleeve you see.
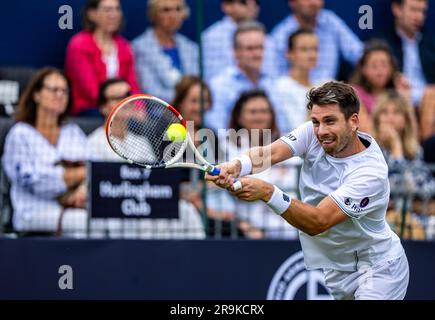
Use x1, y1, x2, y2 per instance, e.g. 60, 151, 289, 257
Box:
329, 169, 389, 220
279, 121, 314, 157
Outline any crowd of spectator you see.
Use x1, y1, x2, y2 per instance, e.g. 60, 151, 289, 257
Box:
1, 0, 434, 240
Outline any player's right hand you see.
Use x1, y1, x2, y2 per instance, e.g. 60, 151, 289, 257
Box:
205, 159, 241, 190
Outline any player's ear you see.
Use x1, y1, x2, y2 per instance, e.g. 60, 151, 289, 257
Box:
350, 113, 359, 132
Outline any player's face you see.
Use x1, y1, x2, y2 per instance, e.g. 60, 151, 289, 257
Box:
362, 51, 393, 90
155, 0, 186, 34
311, 103, 356, 157
393, 0, 427, 36
287, 34, 318, 71
101, 82, 130, 118
35, 73, 69, 116
239, 96, 273, 130
91, 0, 122, 34
235, 31, 265, 73
179, 84, 211, 127
378, 102, 406, 133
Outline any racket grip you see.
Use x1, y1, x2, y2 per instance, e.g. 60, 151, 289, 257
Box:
209, 166, 221, 176
208, 166, 242, 191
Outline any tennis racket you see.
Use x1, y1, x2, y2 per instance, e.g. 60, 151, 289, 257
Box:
105, 94, 242, 190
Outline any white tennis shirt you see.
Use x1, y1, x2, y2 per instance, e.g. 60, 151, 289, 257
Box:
280, 121, 404, 271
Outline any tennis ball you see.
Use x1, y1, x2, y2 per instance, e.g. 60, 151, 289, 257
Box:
166, 123, 186, 142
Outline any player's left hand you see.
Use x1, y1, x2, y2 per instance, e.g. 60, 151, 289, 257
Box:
230, 177, 274, 202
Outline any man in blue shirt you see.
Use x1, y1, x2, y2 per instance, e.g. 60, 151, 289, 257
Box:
205, 21, 288, 132
270, 0, 363, 82
202, 0, 279, 82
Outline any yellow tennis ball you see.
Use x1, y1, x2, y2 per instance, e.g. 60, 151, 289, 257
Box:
166, 123, 186, 142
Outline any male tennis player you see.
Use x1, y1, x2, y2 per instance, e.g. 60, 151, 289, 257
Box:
206, 81, 409, 300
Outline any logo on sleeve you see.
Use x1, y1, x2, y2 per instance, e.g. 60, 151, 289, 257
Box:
285, 133, 297, 141
360, 197, 370, 208
343, 197, 364, 213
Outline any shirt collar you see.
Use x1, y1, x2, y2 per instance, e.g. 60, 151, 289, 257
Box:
396, 27, 422, 43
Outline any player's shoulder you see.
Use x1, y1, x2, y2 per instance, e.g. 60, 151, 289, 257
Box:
347, 135, 389, 178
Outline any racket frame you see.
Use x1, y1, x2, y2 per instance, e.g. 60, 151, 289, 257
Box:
105, 94, 216, 173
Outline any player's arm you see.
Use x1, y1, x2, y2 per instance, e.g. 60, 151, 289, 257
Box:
205, 139, 292, 187
233, 177, 348, 236
248, 139, 293, 173
280, 195, 348, 236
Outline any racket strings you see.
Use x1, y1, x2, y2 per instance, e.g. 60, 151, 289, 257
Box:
109, 98, 184, 167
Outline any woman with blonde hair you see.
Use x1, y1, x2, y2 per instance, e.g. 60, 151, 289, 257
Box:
372, 90, 419, 162
372, 90, 435, 240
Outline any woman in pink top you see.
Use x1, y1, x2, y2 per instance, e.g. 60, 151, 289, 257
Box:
350, 39, 411, 133
65, 0, 139, 116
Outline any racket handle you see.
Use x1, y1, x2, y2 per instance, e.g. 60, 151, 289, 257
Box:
209, 166, 221, 176
208, 166, 242, 191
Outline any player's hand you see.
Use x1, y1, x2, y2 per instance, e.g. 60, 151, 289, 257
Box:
205, 159, 241, 189
230, 177, 274, 202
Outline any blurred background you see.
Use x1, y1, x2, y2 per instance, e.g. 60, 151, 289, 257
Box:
0, 0, 434, 299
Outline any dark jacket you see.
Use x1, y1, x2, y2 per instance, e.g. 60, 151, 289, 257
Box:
379, 25, 435, 84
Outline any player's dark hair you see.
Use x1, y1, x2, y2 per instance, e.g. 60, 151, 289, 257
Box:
287, 28, 315, 51
16, 67, 72, 126
233, 20, 266, 49
307, 81, 360, 120
82, 0, 124, 32
98, 78, 129, 106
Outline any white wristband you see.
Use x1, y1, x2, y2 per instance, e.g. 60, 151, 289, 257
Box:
233, 154, 252, 177
266, 185, 292, 215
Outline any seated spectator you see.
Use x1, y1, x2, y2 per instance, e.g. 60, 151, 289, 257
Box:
88, 78, 131, 161
1, 67, 88, 237
271, 28, 318, 131
372, 90, 435, 236
87, 78, 205, 239
270, 0, 363, 82
350, 39, 412, 132
210, 89, 299, 239
201, 0, 279, 81
171, 75, 247, 238
65, 0, 139, 117
132, 0, 198, 103
420, 87, 435, 141
205, 21, 280, 132
381, 0, 435, 107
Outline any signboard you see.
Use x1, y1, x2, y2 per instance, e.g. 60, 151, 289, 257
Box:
89, 162, 181, 219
